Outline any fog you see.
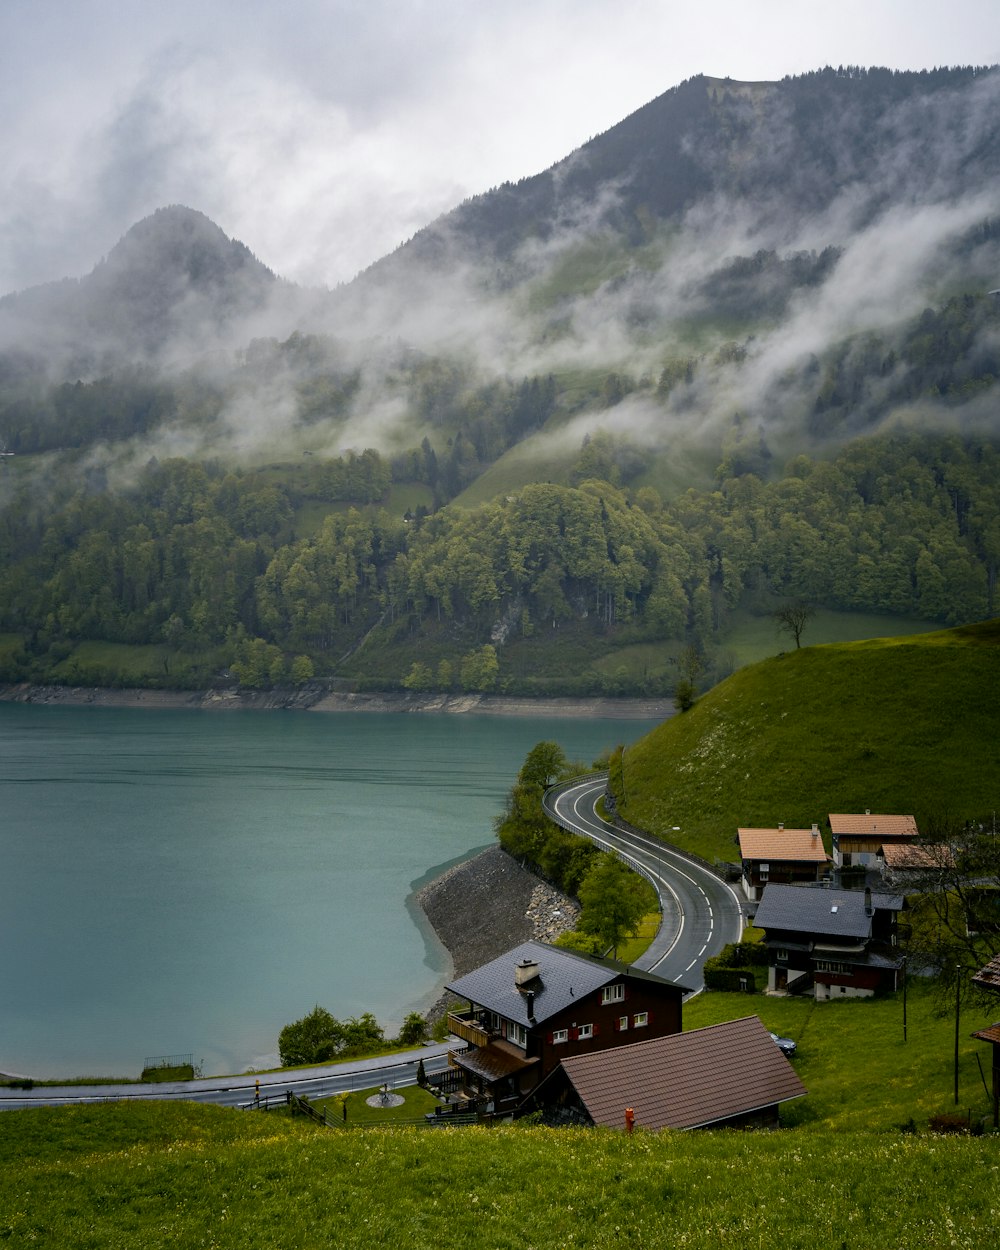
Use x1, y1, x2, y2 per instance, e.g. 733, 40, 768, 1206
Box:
3, 65, 1000, 486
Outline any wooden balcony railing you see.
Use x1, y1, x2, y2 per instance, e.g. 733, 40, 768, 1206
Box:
446, 1012, 491, 1048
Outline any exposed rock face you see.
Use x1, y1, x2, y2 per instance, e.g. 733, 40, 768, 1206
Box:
414, 845, 579, 978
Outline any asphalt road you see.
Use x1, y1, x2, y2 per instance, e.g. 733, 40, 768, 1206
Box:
544, 775, 744, 990
0, 1042, 458, 1112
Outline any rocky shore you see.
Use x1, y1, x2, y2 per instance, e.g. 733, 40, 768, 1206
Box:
0, 682, 671, 720
413, 845, 580, 1021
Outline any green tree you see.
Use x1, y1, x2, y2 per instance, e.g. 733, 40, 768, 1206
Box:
340, 1012, 385, 1055
278, 1005, 343, 1067
397, 1012, 427, 1047
577, 854, 653, 958
290, 655, 314, 686
519, 740, 568, 790
460, 644, 499, 692
403, 661, 433, 692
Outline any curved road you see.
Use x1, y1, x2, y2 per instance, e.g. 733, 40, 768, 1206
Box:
0, 1042, 458, 1112
545, 775, 743, 990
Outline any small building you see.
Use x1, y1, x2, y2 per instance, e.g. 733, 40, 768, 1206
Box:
828, 812, 919, 870
753, 882, 903, 999
528, 1015, 806, 1131
738, 823, 829, 901
972, 953, 1000, 1128
443, 940, 688, 1115
877, 841, 955, 889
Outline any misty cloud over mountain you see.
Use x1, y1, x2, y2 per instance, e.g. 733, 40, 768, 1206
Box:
3, 67, 1000, 473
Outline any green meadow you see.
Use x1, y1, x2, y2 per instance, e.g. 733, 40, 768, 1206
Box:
616, 620, 1000, 863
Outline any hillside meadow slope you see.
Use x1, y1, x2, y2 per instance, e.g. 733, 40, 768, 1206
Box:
2, 1100, 997, 1249
613, 619, 1000, 863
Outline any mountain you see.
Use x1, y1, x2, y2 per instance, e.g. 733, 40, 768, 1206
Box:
3, 69, 1000, 695
0, 206, 280, 372
363, 67, 1000, 285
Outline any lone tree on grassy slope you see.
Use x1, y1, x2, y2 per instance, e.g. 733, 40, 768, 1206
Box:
774, 601, 815, 649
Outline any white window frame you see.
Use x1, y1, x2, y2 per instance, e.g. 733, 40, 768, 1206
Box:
552, 1028, 568, 1044
633, 1011, 648, 1028
577, 1023, 593, 1039
618, 1015, 628, 1031
601, 983, 625, 1005
507, 1021, 527, 1048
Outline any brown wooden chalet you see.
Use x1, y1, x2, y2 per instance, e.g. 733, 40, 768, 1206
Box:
525, 1015, 806, 1131
753, 882, 903, 1000
738, 823, 829, 902
972, 953, 1000, 1128
443, 940, 688, 1115
828, 811, 919, 870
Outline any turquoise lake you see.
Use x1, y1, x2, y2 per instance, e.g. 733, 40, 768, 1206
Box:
0, 704, 658, 1078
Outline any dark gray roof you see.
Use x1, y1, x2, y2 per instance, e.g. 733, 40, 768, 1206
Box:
553, 1015, 807, 1131
445, 940, 681, 1027
754, 883, 902, 939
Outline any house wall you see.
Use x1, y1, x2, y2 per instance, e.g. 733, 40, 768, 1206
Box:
531, 979, 683, 1079
814, 965, 890, 1000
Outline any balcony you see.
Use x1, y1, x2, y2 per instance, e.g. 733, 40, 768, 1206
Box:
447, 1010, 493, 1048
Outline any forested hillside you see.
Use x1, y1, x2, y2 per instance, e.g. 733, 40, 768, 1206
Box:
1, 431, 996, 692
2, 67, 1000, 692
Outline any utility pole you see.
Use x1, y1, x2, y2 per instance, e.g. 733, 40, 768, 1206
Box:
954, 965, 961, 1105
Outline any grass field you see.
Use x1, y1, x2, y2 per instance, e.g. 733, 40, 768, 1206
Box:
3, 1000, 998, 1250
618, 619, 1000, 863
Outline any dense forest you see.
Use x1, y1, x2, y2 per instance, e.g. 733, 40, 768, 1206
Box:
2, 67, 1000, 694
1, 426, 995, 693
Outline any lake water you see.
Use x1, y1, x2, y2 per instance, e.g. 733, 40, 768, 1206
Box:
0, 704, 658, 1079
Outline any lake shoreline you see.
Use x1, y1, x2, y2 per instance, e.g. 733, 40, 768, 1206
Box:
0, 682, 672, 721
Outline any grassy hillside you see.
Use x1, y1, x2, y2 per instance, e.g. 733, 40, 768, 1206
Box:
616, 619, 1000, 863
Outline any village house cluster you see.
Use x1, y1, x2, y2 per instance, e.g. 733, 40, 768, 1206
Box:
434, 810, 995, 1131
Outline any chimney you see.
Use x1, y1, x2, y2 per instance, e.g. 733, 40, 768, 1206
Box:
811, 823, 819, 838
515, 956, 540, 987
524, 989, 535, 1021
778, 822, 784, 831
864, 887, 873, 917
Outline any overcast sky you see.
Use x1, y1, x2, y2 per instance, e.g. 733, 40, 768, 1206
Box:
2, 0, 998, 295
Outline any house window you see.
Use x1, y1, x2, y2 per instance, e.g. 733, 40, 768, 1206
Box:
618, 1015, 628, 1031
601, 983, 625, 1004
577, 1023, 593, 1039
507, 1022, 527, 1048
776, 949, 789, 963
633, 1011, 648, 1028
759, 863, 770, 880
552, 1029, 568, 1044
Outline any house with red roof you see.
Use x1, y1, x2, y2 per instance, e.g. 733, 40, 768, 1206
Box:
738, 823, 829, 901
828, 811, 919, 871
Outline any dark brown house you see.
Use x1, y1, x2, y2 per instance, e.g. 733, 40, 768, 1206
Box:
753, 882, 903, 999
443, 940, 688, 1114
527, 1015, 807, 1131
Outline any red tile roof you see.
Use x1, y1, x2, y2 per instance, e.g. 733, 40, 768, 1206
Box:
555, 1015, 806, 1131
880, 842, 954, 870
972, 1023, 1000, 1045
828, 813, 918, 839
973, 953, 1000, 995
738, 827, 828, 862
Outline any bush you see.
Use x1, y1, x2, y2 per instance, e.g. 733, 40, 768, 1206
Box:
702, 959, 759, 992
